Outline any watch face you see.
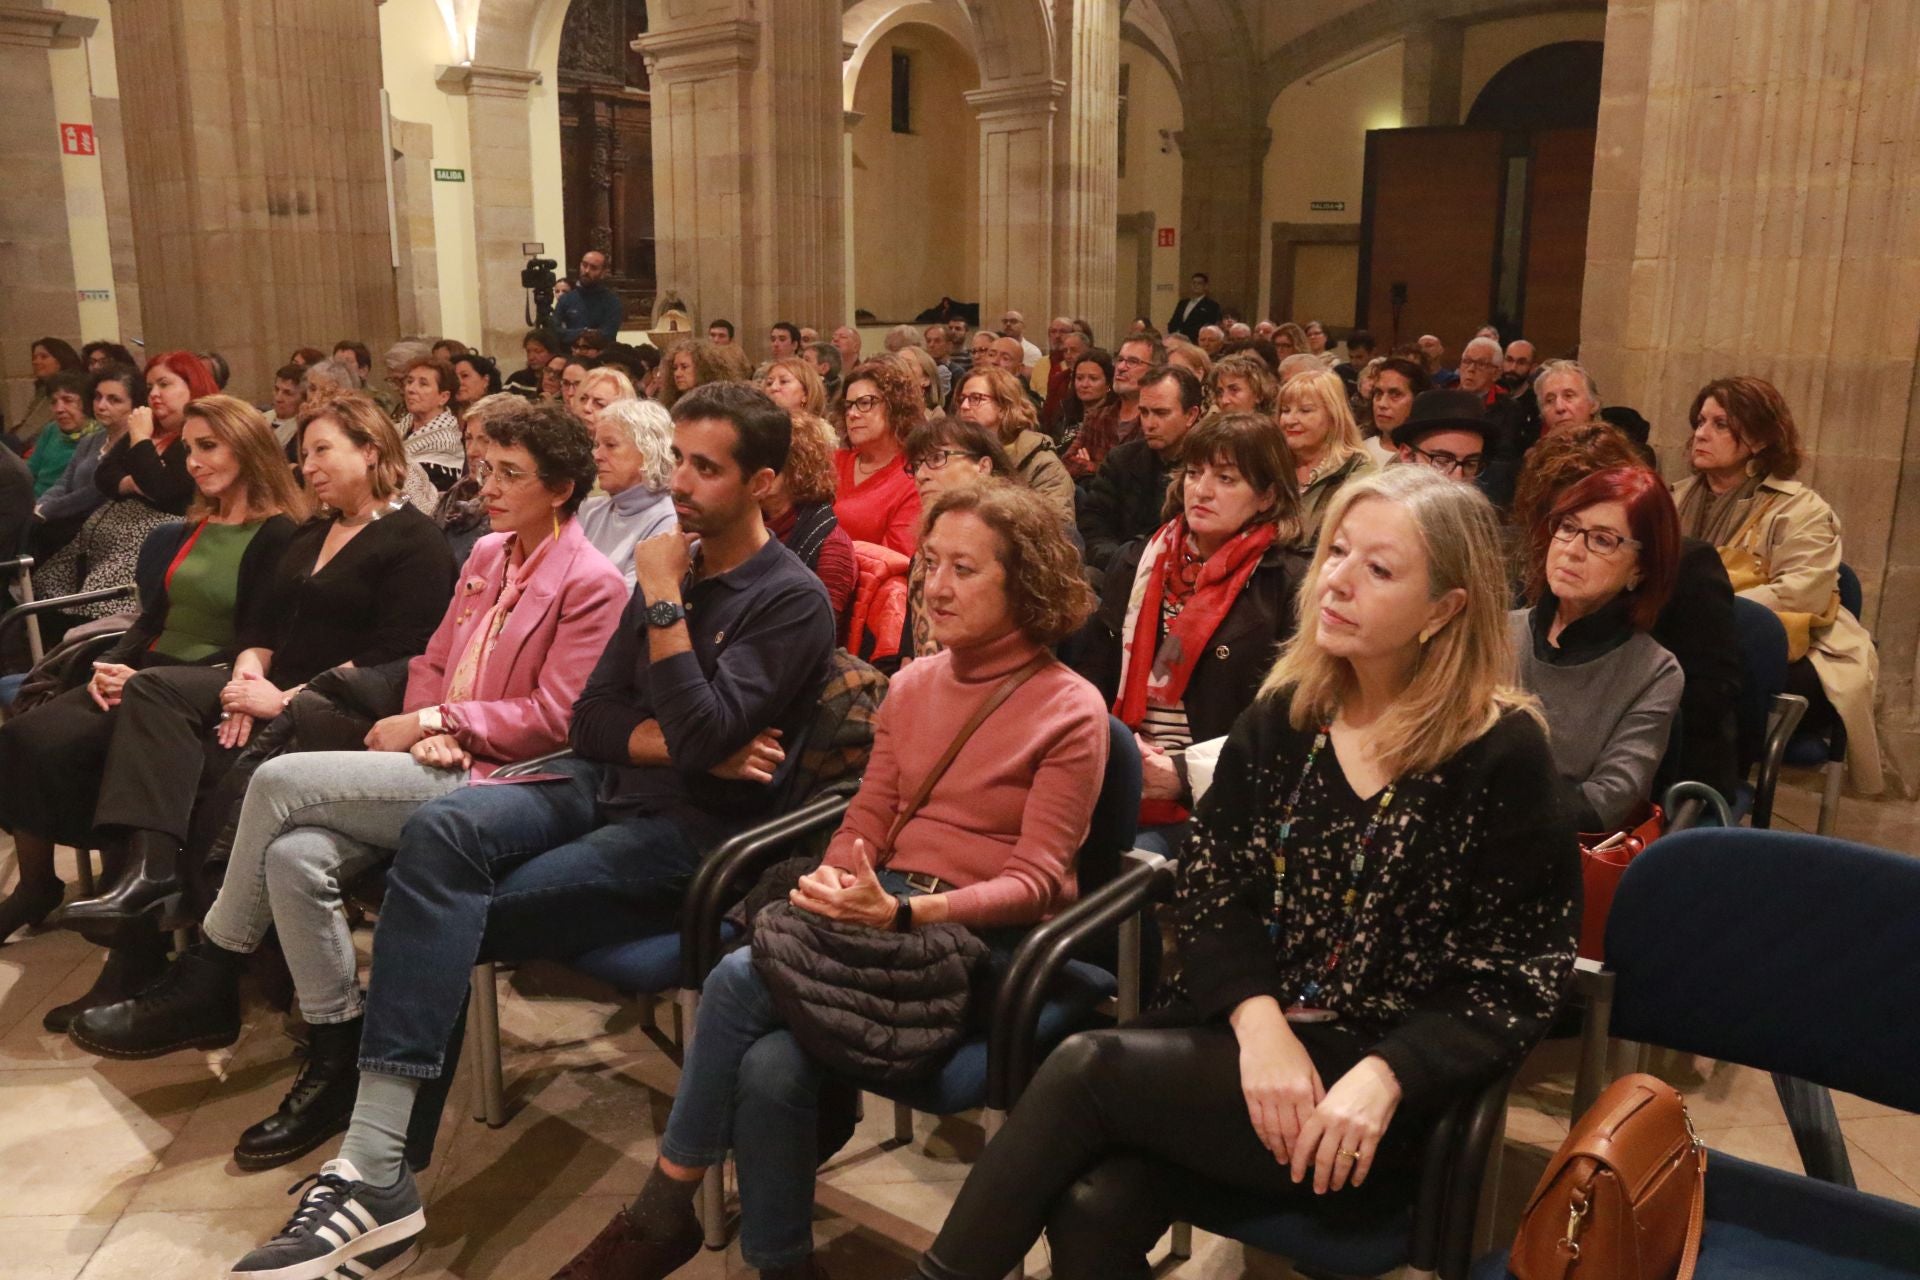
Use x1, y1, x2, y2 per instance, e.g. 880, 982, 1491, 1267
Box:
646, 600, 683, 627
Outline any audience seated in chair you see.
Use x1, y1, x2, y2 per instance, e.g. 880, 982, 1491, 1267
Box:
915, 466, 1578, 1280
552, 482, 1109, 1280
894, 417, 1022, 666
0, 395, 309, 997
578, 396, 679, 588
1280, 367, 1378, 548
29, 364, 146, 563
759, 407, 854, 630
952, 366, 1075, 524
63, 403, 626, 1180
831, 358, 924, 557
1077, 364, 1203, 578
1075, 412, 1307, 857
219, 381, 838, 1280
1511, 464, 1684, 830
1671, 375, 1881, 793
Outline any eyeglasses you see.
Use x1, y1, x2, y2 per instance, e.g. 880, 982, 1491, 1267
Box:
956, 392, 994, 408
1407, 444, 1485, 478
1551, 515, 1640, 557
474, 460, 539, 487
906, 449, 981, 476
844, 394, 883, 415
1114, 354, 1150, 369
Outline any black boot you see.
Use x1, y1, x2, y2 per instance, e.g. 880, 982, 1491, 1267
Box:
759, 1261, 826, 1280
41, 934, 170, 1033
54, 829, 190, 943
233, 1016, 363, 1172
66, 942, 242, 1059
0, 878, 66, 943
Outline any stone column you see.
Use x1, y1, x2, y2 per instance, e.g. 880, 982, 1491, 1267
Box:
637, 1, 845, 337
1174, 125, 1272, 321
0, 4, 91, 424
437, 63, 542, 358
1049, 0, 1120, 330
1581, 0, 1920, 788
109, 0, 398, 396
966, 79, 1061, 328
1400, 20, 1465, 127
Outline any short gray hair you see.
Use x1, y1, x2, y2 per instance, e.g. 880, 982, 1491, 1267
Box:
885, 324, 925, 352
303, 358, 361, 395
384, 339, 433, 372
597, 397, 674, 491
462, 392, 531, 430
1533, 358, 1600, 403
1463, 336, 1502, 360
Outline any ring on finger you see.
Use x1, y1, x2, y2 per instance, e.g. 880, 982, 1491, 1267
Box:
1336, 1148, 1360, 1160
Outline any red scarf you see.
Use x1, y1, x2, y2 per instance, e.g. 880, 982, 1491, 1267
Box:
1114, 517, 1275, 825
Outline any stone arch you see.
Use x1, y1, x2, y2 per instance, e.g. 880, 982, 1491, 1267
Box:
843, 0, 979, 112
1257, 0, 1605, 113
960, 0, 1052, 86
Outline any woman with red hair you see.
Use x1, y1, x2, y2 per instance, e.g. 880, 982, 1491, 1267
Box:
1512, 465, 1683, 830
25, 352, 216, 643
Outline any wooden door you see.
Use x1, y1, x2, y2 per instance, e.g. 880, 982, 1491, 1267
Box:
1521, 128, 1596, 358
1358, 128, 1505, 349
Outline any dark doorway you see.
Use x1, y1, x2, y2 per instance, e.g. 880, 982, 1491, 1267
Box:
1467, 41, 1604, 130
558, 0, 656, 324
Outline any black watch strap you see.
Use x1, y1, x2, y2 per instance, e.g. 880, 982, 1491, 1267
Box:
892, 894, 914, 932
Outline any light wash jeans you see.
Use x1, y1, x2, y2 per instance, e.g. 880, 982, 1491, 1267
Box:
199, 750, 467, 1024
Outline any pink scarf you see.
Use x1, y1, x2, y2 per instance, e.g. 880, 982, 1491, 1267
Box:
444, 534, 554, 704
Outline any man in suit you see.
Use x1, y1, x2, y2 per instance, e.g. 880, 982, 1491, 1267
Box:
1166, 272, 1222, 341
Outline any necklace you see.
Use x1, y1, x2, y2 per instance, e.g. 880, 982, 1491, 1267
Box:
335, 500, 392, 528
1268, 722, 1401, 1013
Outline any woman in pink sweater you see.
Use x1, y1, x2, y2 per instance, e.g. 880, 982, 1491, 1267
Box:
555, 484, 1109, 1280
65, 404, 628, 1173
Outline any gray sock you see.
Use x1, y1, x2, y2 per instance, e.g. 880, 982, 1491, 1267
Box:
337, 1073, 420, 1187
629, 1162, 702, 1240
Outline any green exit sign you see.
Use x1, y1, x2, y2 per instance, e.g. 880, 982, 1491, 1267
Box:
434, 167, 465, 182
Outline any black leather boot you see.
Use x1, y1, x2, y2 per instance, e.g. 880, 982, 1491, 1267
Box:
0, 877, 66, 943
54, 829, 190, 943
41, 934, 170, 1033
233, 1015, 363, 1172
66, 942, 241, 1059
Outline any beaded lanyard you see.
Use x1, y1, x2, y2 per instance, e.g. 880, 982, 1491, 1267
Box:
1269, 723, 1398, 1009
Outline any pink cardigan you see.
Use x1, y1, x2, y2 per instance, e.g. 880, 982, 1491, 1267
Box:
404, 519, 628, 775
822, 628, 1110, 928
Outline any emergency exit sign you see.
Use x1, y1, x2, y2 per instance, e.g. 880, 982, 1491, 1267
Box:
1310, 200, 1346, 212
434, 167, 466, 182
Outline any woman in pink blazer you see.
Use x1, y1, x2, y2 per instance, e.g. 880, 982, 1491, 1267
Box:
64, 405, 629, 1174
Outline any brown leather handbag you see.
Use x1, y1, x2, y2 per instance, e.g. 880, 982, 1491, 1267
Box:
1510, 1073, 1706, 1280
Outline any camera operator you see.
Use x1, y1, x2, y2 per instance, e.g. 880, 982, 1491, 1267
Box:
555, 249, 624, 346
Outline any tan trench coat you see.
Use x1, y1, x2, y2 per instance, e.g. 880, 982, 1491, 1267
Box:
1672, 473, 1882, 793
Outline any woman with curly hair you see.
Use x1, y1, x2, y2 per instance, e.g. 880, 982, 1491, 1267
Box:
1207, 352, 1279, 419
831, 357, 925, 555
580, 397, 679, 588
556, 482, 1110, 1280
659, 340, 733, 410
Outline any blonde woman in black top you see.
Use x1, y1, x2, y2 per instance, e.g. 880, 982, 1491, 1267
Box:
919, 465, 1579, 1280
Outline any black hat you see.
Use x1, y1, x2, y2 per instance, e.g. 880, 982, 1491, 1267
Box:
1598, 405, 1651, 445
1394, 389, 1491, 448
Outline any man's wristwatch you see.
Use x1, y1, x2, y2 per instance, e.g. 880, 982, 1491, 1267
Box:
891, 894, 914, 933
644, 599, 686, 628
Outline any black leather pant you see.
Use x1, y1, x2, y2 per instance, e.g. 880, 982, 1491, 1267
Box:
919, 1021, 1418, 1280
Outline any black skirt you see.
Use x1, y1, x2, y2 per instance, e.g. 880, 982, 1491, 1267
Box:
0, 684, 118, 846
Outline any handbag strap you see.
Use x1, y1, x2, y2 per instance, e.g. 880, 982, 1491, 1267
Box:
876, 652, 1049, 865
1676, 1146, 1706, 1280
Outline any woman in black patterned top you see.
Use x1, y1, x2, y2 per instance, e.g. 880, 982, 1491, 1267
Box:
919, 465, 1579, 1280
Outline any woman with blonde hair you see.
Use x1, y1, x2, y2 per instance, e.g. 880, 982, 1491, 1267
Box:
1207, 353, 1279, 418
1271, 321, 1312, 359
580, 397, 678, 588
894, 346, 945, 416
574, 366, 637, 428
0, 394, 312, 993
762, 356, 828, 419
953, 366, 1075, 522
1280, 367, 1376, 546
918, 466, 1578, 1280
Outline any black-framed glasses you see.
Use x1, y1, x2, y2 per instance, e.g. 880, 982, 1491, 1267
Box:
1551, 515, 1640, 557
1407, 444, 1484, 478
955, 391, 994, 408
906, 449, 981, 476
844, 394, 883, 415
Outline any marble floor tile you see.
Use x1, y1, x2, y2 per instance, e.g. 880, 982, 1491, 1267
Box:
0, 1064, 211, 1217
0, 1213, 118, 1280
75, 1207, 292, 1279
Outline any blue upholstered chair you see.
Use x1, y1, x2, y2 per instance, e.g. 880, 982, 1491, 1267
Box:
1475, 828, 1920, 1279
1726, 597, 1806, 829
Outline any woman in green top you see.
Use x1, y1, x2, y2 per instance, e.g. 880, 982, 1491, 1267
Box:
0, 396, 307, 984
26, 370, 98, 497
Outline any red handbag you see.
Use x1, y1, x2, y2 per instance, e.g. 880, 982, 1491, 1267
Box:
1577, 805, 1664, 963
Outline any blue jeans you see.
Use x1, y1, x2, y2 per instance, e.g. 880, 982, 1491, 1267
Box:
356, 758, 703, 1079
662, 873, 1017, 1270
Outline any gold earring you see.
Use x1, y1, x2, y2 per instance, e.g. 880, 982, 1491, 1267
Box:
1418, 625, 1437, 645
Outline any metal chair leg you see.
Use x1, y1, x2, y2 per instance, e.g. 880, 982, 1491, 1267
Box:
469, 962, 506, 1127
1772, 1072, 1855, 1187
1571, 969, 1615, 1119
74, 847, 95, 897
1169, 1221, 1193, 1259
1818, 759, 1844, 836
701, 1164, 727, 1250
893, 1099, 915, 1145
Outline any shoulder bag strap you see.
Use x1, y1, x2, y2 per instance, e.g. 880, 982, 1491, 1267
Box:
1675, 1148, 1707, 1280
876, 652, 1050, 864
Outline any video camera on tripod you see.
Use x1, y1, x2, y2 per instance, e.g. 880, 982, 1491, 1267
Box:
522, 241, 558, 327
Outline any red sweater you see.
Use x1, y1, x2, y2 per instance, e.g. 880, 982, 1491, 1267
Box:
833, 449, 922, 556
824, 629, 1110, 927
